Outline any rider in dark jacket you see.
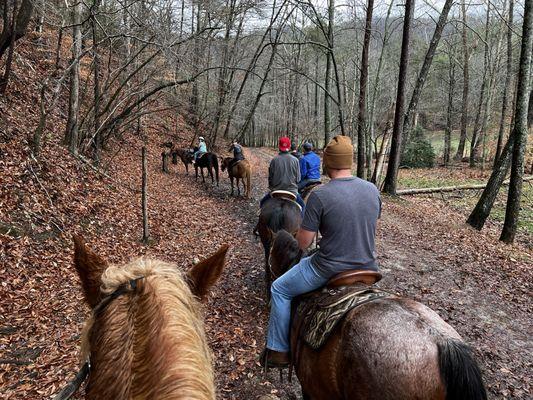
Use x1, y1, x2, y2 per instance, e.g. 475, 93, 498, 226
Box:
229, 139, 245, 168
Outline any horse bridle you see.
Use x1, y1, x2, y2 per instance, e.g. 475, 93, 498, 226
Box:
53, 277, 144, 400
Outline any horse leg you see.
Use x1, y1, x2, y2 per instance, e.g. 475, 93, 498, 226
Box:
195, 165, 198, 181
201, 167, 206, 183
236, 177, 241, 196
230, 176, 234, 196
209, 166, 214, 183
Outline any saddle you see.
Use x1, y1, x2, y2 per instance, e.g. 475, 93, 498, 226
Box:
271, 190, 302, 212
291, 270, 391, 354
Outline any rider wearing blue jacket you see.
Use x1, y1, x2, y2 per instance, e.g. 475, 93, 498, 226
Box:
298, 142, 321, 191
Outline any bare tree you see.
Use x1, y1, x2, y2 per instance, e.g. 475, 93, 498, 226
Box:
454, 0, 470, 161
494, 0, 514, 164
383, 0, 415, 195
64, 0, 83, 154
402, 0, 454, 146
500, 0, 532, 243
356, 0, 374, 178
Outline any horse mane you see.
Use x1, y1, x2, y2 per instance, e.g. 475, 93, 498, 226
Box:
81, 258, 215, 399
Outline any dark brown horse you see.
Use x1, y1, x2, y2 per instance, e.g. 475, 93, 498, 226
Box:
220, 157, 252, 198
256, 197, 302, 300
171, 147, 194, 174
65, 236, 229, 399
195, 152, 220, 185
269, 230, 487, 400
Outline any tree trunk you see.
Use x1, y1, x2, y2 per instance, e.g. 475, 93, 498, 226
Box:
444, 48, 455, 166
0, 0, 18, 94
402, 0, 453, 146
454, 0, 469, 161
383, 0, 414, 195
92, 1, 102, 165
0, 0, 33, 60
469, 1, 491, 167
356, 0, 374, 178
500, 0, 532, 243
371, 120, 392, 185
368, 0, 394, 178
494, 0, 514, 165
65, 0, 82, 154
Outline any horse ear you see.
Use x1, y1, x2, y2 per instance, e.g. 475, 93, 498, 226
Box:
187, 245, 229, 301
73, 234, 108, 307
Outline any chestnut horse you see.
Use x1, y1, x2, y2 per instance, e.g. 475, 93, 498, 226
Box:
70, 236, 228, 399
220, 157, 252, 198
268, 230, 487, 400
255, 198, 302, 301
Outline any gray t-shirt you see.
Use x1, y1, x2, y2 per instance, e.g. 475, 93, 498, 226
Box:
301, 177, 381, 278
268, 152, 301, 195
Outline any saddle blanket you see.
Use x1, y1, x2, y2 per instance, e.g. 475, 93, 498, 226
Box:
293, 287, 393, 350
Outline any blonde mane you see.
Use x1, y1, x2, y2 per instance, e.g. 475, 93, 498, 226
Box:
80, 258, 215, 399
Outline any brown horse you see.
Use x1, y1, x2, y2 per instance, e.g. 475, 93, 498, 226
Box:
220, 157, 252, 198
256, 197, 302, 301
70, 236, 228, 399
171, 147, 194, 174
269, 230, 487, 400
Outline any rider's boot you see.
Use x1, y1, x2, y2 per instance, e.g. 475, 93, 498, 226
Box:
260, 348, 289, 369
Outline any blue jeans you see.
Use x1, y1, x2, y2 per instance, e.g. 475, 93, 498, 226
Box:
260, 193, 306, 215
266, 256, 328, 352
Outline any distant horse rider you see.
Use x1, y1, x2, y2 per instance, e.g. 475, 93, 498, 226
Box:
290, 143, 302, 160
260, 135, 381, 368
193, 136, 207, 164
298, 142, 321, 192
260, 137, 306, 211
228, 139, 245, 169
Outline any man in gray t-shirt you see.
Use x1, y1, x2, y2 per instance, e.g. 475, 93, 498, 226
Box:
302, 176, 380, 278
262, 135, 381, 369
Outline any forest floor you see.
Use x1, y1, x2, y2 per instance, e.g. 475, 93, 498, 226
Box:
1, 133, 532, 399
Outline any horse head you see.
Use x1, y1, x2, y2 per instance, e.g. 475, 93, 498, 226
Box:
270, 229, 302, 279
220, 157, 232, 172
71, 235, 229, 398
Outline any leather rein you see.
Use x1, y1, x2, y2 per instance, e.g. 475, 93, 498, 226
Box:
52, 277, 144, 400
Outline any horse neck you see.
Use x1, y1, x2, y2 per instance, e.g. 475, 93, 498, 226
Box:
84, 263, 215, 400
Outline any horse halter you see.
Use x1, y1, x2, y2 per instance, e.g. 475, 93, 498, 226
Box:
53, 277, 144, 400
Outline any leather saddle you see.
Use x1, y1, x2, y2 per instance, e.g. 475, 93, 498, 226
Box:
271, 190, 302, 211
291, 270, 388, 353
326, 269, 382, 289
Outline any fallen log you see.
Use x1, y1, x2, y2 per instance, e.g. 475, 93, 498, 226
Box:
396, 175, 533, 195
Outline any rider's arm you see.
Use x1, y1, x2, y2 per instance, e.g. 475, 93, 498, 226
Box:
297, 228, 316, 250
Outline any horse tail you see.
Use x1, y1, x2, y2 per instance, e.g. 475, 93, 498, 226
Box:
437, 339, 487, 400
